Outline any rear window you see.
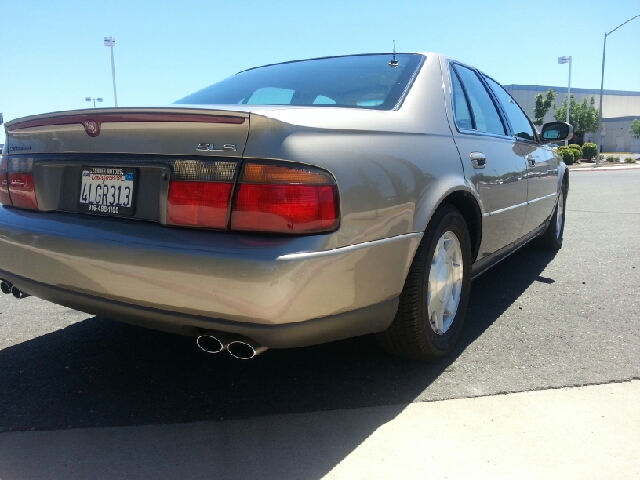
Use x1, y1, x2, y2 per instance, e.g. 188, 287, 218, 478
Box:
175, 54, 423, 110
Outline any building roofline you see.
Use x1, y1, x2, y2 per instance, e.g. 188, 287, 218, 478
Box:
503, 84, 640, 97
601, 115, 640, 122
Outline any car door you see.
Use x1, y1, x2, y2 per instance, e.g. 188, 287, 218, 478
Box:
482, 75, 559, 236
448, 63, 528, 259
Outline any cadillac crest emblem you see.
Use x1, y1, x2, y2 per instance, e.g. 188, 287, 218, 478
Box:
82, 119, 101, 137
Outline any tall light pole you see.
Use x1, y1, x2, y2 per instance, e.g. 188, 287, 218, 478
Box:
85, 97, 103, 108
594, 14, 640, 166
104, 36, 118, 107
558, 56, 572, 146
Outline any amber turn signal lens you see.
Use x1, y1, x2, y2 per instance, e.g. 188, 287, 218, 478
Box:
241, 163, 334, 185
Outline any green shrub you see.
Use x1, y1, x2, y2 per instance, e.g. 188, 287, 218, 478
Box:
605, 155, 617, 163
571, 149, 581, 163
582, 143, 597, 160
568, 144, 583, 160
624, 157, 637, 163
557, 146, 575, 165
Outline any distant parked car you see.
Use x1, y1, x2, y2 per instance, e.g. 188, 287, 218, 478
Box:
0, 53, 571, 361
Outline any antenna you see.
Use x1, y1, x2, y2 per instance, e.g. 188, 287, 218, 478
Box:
389, 40, 399, 67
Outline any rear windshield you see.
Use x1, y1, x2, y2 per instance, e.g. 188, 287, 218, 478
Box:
175, 54, 423, 110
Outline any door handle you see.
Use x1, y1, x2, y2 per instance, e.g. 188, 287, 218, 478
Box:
469, 152, 486, 169
525, 155, 536, 167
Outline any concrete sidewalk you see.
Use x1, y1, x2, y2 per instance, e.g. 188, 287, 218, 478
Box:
1, 381, 638, 479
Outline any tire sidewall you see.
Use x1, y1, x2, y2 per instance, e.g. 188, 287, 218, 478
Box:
416, 207, 472, 358
556, 186, 567, 246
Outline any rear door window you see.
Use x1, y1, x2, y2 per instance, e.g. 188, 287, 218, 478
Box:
483, 76, 536, 141
451, 71, 473, 130
451, 64, 506, 136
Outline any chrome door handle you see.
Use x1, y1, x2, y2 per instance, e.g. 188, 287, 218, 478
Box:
525, 155, 536, 166
470, 152, 486, 169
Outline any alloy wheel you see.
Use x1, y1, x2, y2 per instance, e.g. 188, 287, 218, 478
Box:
427, 231, 463, 335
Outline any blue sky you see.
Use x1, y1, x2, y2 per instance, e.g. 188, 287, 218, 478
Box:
1, 0, 639, 143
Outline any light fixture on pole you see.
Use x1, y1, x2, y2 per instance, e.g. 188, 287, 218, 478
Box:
85, 97, 103, 108
104, 36, 118, 107
558, 56, 572, 146
594, 14, 640, 166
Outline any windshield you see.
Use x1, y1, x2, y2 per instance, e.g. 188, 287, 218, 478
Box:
175, 54, 423, 110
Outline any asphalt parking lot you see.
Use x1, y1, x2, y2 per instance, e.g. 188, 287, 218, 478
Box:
0, 169, 638, 478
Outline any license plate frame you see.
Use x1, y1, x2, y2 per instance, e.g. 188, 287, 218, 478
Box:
78, 166, 137, 216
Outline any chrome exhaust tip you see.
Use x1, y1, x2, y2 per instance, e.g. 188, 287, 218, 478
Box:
227, 340, 268, 360
11, 286, 30, 299
1, 280, 12, 294
196, 335, 227, 354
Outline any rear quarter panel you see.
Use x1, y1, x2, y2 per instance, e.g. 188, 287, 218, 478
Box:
243, 54, 470, 250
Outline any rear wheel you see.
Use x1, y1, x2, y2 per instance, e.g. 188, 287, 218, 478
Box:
535, 184, 566, 250
377, 205, 472, 361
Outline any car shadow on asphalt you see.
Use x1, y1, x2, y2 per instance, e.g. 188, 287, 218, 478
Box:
0, 246, 557, 480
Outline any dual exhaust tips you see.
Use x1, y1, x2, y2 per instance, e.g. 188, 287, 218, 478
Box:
197, 334, 268, 360
1, 277, 261, 358
1, 280, 30, 299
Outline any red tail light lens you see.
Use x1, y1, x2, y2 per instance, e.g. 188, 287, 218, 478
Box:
0, 156, 11, 206
8, 173, 38, 210
166, 160, 237, 229
230, 162, 339, 234
165, 159, 339, 234
5, 156, 38, 210
167, 181, 232, 228
232, 184, 338, 233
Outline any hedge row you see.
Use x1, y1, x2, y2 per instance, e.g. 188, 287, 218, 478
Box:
557, 146, 578, 165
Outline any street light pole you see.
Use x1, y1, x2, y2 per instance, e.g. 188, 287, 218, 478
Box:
104, 36, 118, 107
558, 56, 572, 146
85, 97, 103, 108
594, 14, 640, 166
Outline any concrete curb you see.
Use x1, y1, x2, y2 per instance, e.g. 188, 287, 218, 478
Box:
569, 165, 640, 172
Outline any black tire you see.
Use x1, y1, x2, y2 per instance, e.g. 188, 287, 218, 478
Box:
534, 184, 566, 250
376, 204, 472, 362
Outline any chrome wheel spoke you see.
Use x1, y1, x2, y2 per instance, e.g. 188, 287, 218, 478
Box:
431, 310, 444, 334
426, 230, 463, 336
444, 294, 458, 319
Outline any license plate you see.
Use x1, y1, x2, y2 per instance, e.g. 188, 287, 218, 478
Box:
78, 167, 136, 216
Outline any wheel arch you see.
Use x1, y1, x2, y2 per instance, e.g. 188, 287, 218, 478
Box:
439, 191, 482, 262
561, 163, 569, 195
415, 185, 483, 264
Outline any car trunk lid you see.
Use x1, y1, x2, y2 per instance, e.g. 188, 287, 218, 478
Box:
4, 107, 249, 156
2, 107, 250, 223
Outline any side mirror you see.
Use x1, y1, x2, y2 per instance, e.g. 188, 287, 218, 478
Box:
540, 122, 573, 144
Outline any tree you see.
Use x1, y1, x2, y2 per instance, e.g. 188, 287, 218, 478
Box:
533, 89, 557, 126
554, 95, 600, 138
631, 119, 640, 139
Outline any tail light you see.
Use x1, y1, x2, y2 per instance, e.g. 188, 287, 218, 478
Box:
166, 160, 339, 234
167, 160, 236, 228
6, 157, 38, 210
0, 156, 11, 205
230, 162, 339, 233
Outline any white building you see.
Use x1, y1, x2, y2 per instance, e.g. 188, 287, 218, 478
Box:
504, 85, 640, 153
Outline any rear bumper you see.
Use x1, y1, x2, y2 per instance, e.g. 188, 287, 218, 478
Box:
0, 207, 421, 347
